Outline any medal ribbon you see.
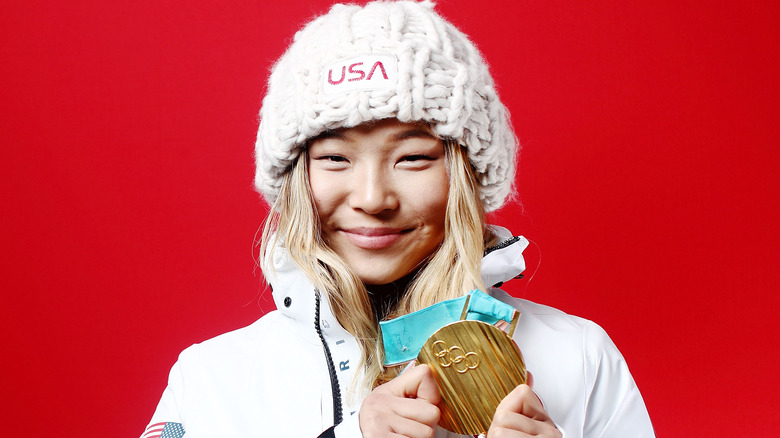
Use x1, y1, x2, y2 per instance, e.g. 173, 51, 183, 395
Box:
379, 290, 516, 365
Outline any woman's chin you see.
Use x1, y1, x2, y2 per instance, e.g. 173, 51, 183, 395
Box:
351, 261, 413, 286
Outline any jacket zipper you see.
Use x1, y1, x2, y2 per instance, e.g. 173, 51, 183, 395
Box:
484, 235, 523, 256
314, 290, 343, 426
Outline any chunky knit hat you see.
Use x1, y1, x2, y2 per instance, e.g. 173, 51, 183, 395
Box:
255, 0, 517, 211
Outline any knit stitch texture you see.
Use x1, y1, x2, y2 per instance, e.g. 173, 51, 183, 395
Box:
255, 0, 517, 211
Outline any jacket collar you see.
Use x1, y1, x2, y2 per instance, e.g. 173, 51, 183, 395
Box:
482, 225, 529, 288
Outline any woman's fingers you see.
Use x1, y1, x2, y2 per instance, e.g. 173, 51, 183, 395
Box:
495, 384, 550, 422
491, 407, 544, 435
386, 409, 438, 437
401, 364, 441, 405
359, 364, 441, 437
375, 364, 441, 405
360, 395, 439, 437
488, 384, 561, 438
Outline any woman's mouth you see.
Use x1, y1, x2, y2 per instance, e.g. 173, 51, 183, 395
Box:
341, 227, 409, 249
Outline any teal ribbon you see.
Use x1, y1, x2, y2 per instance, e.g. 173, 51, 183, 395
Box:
379, 290, 517, 365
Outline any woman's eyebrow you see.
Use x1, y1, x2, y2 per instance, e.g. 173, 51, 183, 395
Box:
311, 130, 345, 141
391, 129, 437, 142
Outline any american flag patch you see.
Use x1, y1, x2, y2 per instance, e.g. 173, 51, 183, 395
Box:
142, 422, 185, 438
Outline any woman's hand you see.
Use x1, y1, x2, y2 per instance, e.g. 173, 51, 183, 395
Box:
359, 363, 441, 438
488, 374, 561, 438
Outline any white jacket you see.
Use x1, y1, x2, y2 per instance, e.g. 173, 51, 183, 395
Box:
142, 230, 654, 437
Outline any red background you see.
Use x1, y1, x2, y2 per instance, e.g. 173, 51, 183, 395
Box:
2, 0, 778, 436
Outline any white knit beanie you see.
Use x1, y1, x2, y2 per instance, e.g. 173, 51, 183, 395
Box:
255, 0, 517, 211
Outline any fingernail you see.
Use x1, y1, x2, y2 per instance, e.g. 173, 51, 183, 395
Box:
400, 360, 417, 374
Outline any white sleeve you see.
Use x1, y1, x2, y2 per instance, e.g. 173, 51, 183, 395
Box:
582, 322, 655, 437
140, 360, 186, 437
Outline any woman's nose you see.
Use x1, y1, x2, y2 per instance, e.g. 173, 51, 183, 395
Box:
348, 168, 399, 214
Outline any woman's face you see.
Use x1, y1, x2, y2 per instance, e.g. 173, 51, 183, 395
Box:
308, 119, 449, 285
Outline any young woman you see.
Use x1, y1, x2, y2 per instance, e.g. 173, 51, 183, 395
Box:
142, 2, 654, 437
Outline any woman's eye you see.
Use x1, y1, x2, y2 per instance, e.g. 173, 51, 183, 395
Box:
397, 154, 437, 169
311, 154, 350, 170
400, 154, 433, 162
318, 155, 348, 162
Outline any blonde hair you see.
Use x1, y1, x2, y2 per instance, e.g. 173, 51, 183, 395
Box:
258, 138, 494, 391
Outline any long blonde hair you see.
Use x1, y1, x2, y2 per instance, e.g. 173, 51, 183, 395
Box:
258, 137, 494, 390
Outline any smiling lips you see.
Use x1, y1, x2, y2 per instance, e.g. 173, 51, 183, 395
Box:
341, 227, 410, 249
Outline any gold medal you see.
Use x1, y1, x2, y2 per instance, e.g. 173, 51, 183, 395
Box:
416, 300, 526, 435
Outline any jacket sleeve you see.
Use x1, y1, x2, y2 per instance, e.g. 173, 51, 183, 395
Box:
140, 360, 186, 438
582, 322, 655, 437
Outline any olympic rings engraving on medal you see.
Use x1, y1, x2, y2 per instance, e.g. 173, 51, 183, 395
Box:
431, 340, 480, 373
